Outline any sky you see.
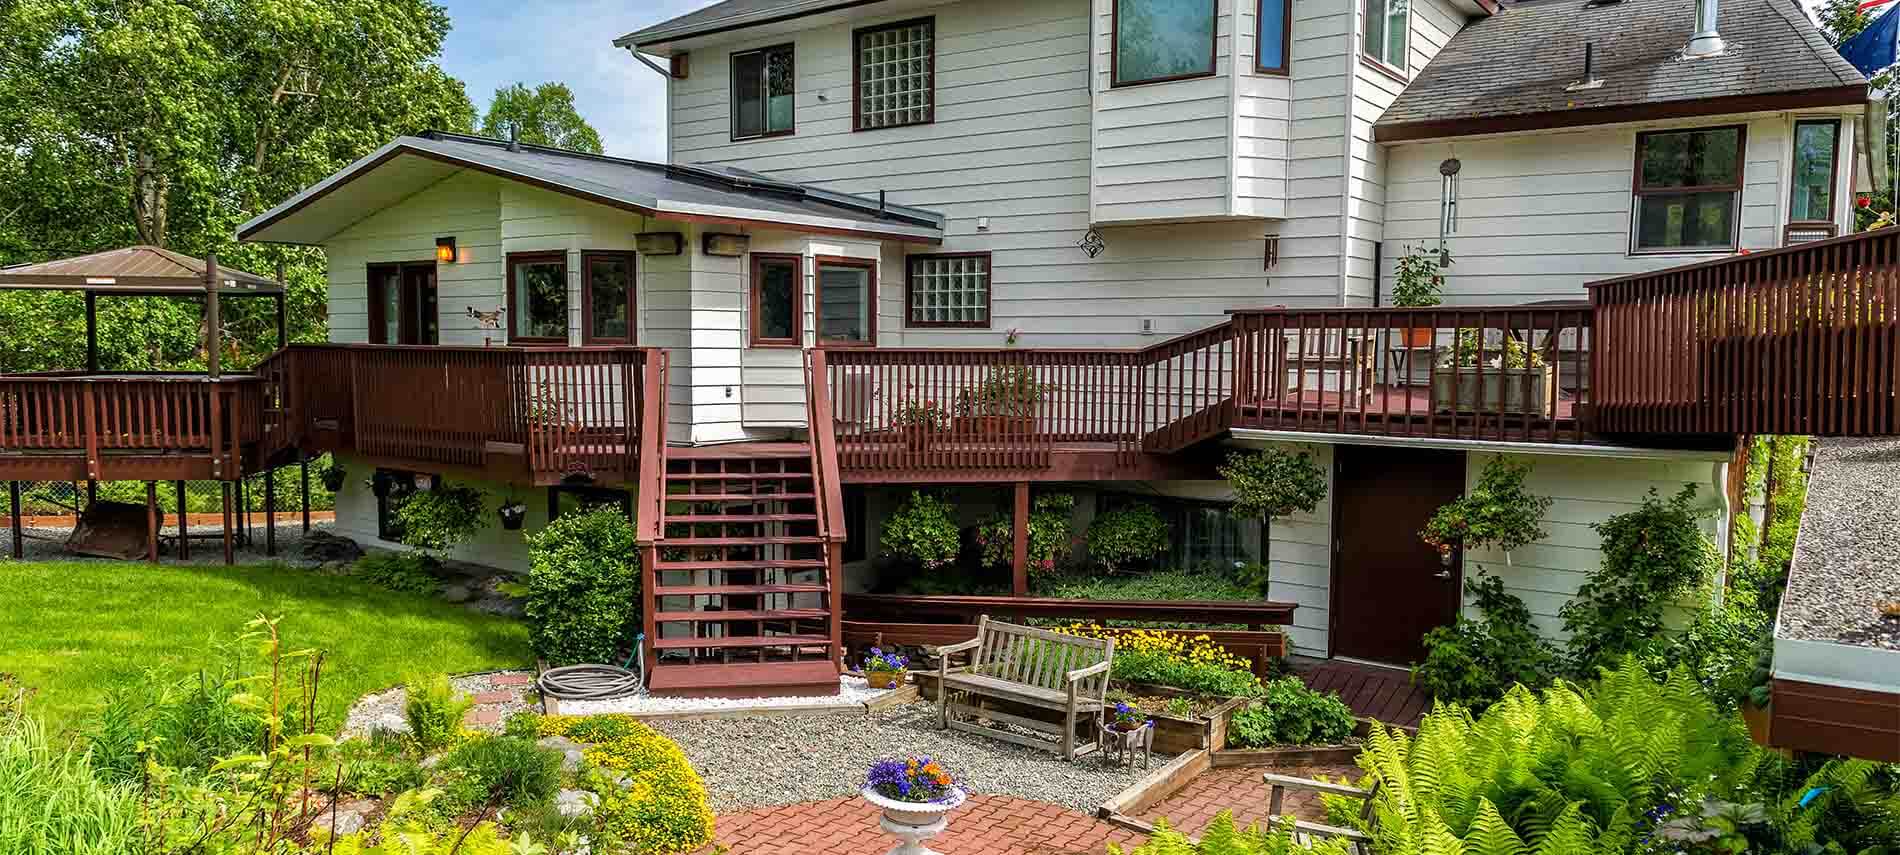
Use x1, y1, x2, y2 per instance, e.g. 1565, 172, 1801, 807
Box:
437, 0, 713, 161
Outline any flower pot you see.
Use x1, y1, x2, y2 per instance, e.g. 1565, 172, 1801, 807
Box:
1430, 365, 1555, 415
862, 786, 965, 855
1400, 326, 1436, 348
1741, 699, 1771, 746
865, 670, 903, 690
951, 415, 1034, 437
320, 468, 346, 492
498, 503, 526, 531
904, 425, 931, 452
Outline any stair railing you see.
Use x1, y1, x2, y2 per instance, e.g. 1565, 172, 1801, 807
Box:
803, 347, 847, 668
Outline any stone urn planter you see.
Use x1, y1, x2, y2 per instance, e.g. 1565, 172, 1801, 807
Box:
861, 786, 966, 855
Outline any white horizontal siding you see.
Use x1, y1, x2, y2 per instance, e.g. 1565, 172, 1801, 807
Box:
1261, 441, 1334, 657
324, 171, 502, 346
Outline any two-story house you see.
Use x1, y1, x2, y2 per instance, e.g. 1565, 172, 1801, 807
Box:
236, 0, 1874, 697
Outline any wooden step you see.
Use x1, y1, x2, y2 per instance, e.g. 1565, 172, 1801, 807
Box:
652, 583, 830, 596
662, 513, 818, 524
654, 559, 828, 571
645, 660, 839, 698
653, 608, 831, 622
652, 634, 831, 651
665, 536, 825, 547
670, 492, 815, 503
667, 471, 812, 481
669, 443, 811, 460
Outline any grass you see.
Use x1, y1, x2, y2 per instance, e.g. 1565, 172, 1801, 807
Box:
0, 560, 531, 736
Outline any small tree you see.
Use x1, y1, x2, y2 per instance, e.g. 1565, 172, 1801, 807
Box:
523, 506, 639, 665
1218, 448, 1327, 521
1390, 243, 1445, 307
1420, 456, 1552, 562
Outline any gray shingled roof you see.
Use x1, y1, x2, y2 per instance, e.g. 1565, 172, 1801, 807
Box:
616, 0, 878, 49
1376, 0, 1867, 138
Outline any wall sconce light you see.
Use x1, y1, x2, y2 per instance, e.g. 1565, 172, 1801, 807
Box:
435, 236, 457, 263
636, 232, 683, 256
702, 233, 750, 257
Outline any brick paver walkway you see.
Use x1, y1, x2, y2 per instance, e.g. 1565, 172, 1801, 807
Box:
1130, 760, 1361, 839
697, 794, 1146, 855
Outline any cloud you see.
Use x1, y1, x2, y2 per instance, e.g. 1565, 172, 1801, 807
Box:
439, 0, 714, 160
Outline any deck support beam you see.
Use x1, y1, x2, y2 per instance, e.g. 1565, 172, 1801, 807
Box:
145, 481, 158, 564
175, 480, 188, 559
220, 481, 234, 565
8, 481, 21, 559
299, 453, 311, 533
1011, 481, 1029, 596
264, 467, 276, 557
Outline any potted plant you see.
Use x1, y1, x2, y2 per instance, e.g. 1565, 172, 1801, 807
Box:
1420, 456, 1552, 566
1431, 328, 1554, 416
862, 756, 965, 853
319, 459, 347, 492
892, 399, 950, 452
953, 365, 1051, 437
497, 498, 527, 531
862, 647, 908, 690
975, 492, 1075, 573
1391, 243, 1445, 348
1740, 645, 1774, 746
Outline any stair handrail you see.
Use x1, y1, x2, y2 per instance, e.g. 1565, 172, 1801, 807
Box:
804, 348, 847, 545
634, 347, 668, 546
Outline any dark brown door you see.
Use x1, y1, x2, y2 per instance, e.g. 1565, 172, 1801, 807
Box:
1330, 444, 1466, 665
400, 266, 439, 345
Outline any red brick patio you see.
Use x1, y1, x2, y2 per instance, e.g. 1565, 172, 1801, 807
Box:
696, 794, 1147, 854
1129, 760, 1361, 839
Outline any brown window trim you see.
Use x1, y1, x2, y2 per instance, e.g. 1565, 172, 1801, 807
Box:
730, 43, 797, 142
1360, 54, 1407, 83
366, 261, 435, 345
1789, 117, 1842, 228
852, 17, 936, 132
813, 255, 878, 347
1630, 124, 1748, 255
505, 251, 570, 345
1359, 0, 1408, 79
1109, 0, 1218, 88
1255, 0, 1291, 75
749, 252, 804, 348
904, 251, 993, 330
580, 250, 636, 345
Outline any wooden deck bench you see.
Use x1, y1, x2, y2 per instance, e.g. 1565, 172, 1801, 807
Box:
1261, 771, 1378, 854
934, 616, 1114, 761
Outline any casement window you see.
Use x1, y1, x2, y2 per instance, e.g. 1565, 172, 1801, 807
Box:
582, 251, 634, 344
905, 252, 991, 328
854, 18, 934, 130
731, 44, 795, 140
815, 256, 875, 345
1789, 119, 1841, 225
507, 252, 568, 343
1257, 0, 1290, 74
1632, 125, 1746, 253
1098, 492, 1264, 569
1362, 0, 1409, 73
367, 262, 438, 345
750, 253, 803, 346
1112, 0, 1217, 86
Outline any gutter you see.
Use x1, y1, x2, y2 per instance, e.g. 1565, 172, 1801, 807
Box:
1374, 84, 1869, 143
615, 0, 895, 49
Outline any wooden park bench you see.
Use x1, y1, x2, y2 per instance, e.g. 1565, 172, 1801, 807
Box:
1261, 772, 1378, 855
934, 616, 1114, 761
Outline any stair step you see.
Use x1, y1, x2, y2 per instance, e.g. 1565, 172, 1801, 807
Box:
667, 471, 813, 481
655, 559, 829, 571
652, 634, 831, 651
669, 443, 811, 460
671, 493, 816, 503
653, 583, 830, 596
663, 513, 818, 524
665, 536, 825, 547
645, 660, 840, 698
654, 608, 831, 623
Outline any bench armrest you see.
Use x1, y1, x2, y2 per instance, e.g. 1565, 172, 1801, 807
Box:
933, 638, 980, 656
1065, 660, 1111, 683
1262, 772, 1371, 798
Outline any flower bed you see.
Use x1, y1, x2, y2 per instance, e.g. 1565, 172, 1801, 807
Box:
534, 713, 717, 854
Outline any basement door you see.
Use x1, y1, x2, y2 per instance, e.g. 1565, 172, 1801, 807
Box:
1329, 444, 1466, 665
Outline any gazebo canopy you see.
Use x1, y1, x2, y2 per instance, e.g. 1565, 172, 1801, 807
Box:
0, 245, 282, 295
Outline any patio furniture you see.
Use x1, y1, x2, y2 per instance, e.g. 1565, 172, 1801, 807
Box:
1278, 328, 1375, 400
1261, 772, 1378, 855
934, 615, 1115, 761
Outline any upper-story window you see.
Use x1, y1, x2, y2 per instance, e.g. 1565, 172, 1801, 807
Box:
731, 44, 795, 140
1256, 0, 1289, 74
855, 19, 934, 130
1632, 125, 1745, 253
508, 252, 567, 343
1790, 119, 1840, 224
1112, 0, 1216, 86
1362, 0, 1408, 74
906, 253, 991, 328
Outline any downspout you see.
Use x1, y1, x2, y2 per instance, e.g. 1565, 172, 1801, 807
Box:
1710, 458, 1731, 609
1338, 10, 1360, 304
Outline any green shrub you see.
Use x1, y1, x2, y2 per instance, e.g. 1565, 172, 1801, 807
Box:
395, 482, 488, 554
319, 788, 516, 855
1412, 572, 1558, 709
1033, 568, 1256, 605
349, 550, 443, 595
539, 714, 715, 854
87, 650, 265, 783
976, 492, 1075, 572
1561, 485, 1716, 678
404, 674, 473, 754
1226, 678, 1354, 748
1227, 703, 1276, 749
880, 491, 961, 571
439, 734, 563, 808
0, 715, 142, 855
1419, 455, 1552, 558
1219, 448, 1328, 521
523, 506, 639, 666
1111, 812, 1352, 854
1113, 649, 1262, 698
328, 735, 426, 797
1086, 503, 1171, 572
1776, 759, 1900, 853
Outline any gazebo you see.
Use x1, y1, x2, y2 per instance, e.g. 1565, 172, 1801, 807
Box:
0, 246, 298, 564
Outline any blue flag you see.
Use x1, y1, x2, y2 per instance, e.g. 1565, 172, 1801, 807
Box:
1841, 6, 1900, 77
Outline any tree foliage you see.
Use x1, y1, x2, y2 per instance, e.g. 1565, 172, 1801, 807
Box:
479, 82, 604, 153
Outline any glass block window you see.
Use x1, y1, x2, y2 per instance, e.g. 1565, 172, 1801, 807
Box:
855, 19, 934, 130
906, 253, 990, 328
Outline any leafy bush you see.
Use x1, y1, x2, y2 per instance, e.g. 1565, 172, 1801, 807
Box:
350, 550, 443, 595
1413, 572, 1558, 710
976, 492, 1075, 572
1390, 242, 1445, 308
1033, 568, 1257, 605
1111, 812, 1353, 855
524, 506, 639, 665
955, 364, 1053, 417
1219, 448, 1328, 521
1057, 626, 1261, 697
1419, 455, 1551, 559
404, 674, 473, 754
503, 710, 543, 740
880, 491, 961, 570
327, 735, 426, 797
319, 788, 516, 855
0, 715, 142, 855
1561, 485, 1716, 678
439, 734, 563, 808
538, 714, 715, 854
1776, 759, 1900, 853
1227, 678, 1354, 748
395, 482, 488, 554
1087, 503, 1172, 572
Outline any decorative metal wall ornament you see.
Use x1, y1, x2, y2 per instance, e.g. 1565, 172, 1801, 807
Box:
1438, 157, 1462, 267
465, 306, 506, 329
1263, 234, 1281, 270
1077, 228, 1106, 258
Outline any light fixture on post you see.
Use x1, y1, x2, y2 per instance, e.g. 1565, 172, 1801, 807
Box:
435, 236, 457, 263
702, 233, 750, 257
636, 232, 684, 255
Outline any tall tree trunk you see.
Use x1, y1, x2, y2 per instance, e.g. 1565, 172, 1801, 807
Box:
1758, 436, 1781, 559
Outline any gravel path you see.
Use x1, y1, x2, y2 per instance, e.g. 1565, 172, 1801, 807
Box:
557, 675, 893, 715
1778, 437, 1900, 649
649, 702, 1173, 815
341, 670, 537, 738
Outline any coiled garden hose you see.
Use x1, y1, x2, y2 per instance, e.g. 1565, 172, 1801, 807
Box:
536, 633, 647, 700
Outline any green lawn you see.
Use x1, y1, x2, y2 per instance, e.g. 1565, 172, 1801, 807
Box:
0, 560, 531, 736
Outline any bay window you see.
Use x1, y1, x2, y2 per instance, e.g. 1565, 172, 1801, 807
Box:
1632, 125, 1745, 253
582, 251, 633, 344
1112, 0, 1216, 86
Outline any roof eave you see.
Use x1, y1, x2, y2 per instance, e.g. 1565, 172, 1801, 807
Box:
614, 0, 895, 51
1374, 84, 1869, 143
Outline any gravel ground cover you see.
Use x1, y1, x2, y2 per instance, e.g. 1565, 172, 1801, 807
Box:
648, 702, 1174, 814
4, 520, 335, 567
556, 675, 892, 715
342, 670, 537, 738
1777, 436, 1900, 649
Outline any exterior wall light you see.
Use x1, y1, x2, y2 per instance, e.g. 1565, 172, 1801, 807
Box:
435, 236, 457, 263
702, 233, 750, 257
636, 232, 684, 255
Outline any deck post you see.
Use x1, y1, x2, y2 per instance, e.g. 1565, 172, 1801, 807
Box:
145, 481, 158, 564
220, 481, 234, 565
86, 479, 97, 509
8, 481, 21, 560
84, 292, 98, 373
264, 467, 277, 557
1011, 481, 1030, 596
205, 253, 222, 380
273, 262, 288, 350
299, 452, 311, 533
175, 480, 188, 559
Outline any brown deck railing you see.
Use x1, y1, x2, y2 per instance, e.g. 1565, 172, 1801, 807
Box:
0, 374, 260, 478
1590, 227, 1900, 436
260, 343, 659, 483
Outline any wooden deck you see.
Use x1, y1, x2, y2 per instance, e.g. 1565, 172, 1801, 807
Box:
1290, 656, 1431, 728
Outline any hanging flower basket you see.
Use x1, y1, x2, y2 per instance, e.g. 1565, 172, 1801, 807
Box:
498, 501, 527, 531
